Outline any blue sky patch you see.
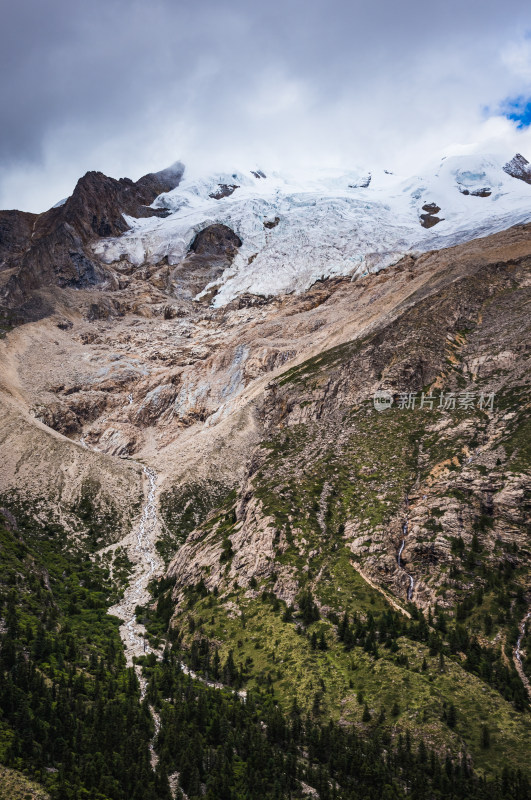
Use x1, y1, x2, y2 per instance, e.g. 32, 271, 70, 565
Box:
499, 96, 531, 128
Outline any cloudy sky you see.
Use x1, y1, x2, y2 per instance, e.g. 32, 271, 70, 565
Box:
2, 0, 531, 211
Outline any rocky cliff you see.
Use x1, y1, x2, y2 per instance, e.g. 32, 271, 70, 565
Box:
0, 162, 184, 322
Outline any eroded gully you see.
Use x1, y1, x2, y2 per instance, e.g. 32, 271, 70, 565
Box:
108, 466, 163, 671
514, 609, 531, 700
104, 466, 164, 767
397, 494, 415, 601
104, 463, 246, 769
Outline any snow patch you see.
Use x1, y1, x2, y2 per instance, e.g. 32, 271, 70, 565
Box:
93, 152, 531, 306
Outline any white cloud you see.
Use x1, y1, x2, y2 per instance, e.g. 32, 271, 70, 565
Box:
2, 0, 531, 211
501, 34, 531, 82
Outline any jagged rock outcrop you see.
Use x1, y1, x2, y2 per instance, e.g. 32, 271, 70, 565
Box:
165, 223, 242, 301
459, 187, 491, 197
420, 212, 443, 228
167, 493, 280, 598
0, 163, 184, 320
209, 183, 239, 199
0, 210, 36, 265
503, 153, 531, 185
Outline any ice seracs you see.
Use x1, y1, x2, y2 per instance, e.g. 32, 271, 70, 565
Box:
93, 152, 531, 307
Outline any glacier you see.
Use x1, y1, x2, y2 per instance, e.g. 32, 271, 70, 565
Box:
93, 152, 531, 306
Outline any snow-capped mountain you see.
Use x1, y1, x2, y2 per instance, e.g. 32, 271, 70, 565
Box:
93, 151, 531, 306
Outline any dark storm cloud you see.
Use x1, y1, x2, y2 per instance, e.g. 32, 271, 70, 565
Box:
2, 0, 531, 210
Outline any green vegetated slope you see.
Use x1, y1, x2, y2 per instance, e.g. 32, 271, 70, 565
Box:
4, 502, 529, 800
0, 764, 50, 800
0, 500, 168, 800
140, 648, 530, 800
158, 478, 235, 564
145, 252, 531, 784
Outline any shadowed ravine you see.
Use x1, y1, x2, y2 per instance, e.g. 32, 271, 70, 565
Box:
514, 609, 531, 700
397, 494, 415, 601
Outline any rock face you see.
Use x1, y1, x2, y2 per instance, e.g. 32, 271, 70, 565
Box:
420, 212, 443, 228
420, 202, 444, 228
503, 153, 531, 185
0, 210, 36, 265
459, 187, 491, 197
263, 216, 280, 229
166, 223, 243, 301
209, 183, 240, 199
0, 163, 184, 321
57, 170, 171, 242
189, 223, 242, 258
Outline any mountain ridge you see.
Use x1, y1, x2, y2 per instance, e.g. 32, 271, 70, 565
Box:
2, 151, 531, 327
0, 151, 530, 798
94, 151, 531, 306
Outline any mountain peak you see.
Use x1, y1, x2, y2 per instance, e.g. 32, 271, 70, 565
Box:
94, 151, 531, 308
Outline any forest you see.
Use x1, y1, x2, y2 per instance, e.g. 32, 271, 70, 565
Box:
0, 510, 530, 800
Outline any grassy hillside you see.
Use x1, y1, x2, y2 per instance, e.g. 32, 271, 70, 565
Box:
0, 765, 50, 800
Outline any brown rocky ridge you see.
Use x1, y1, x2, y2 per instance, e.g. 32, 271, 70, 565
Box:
0, 162, 183, 323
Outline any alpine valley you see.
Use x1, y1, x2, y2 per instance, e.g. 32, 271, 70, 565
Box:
0, 148, 530, 800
